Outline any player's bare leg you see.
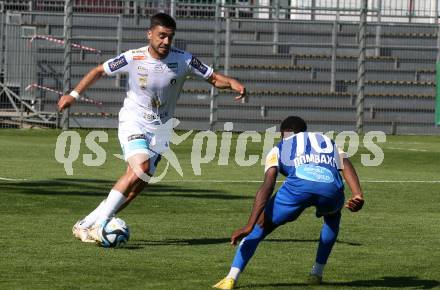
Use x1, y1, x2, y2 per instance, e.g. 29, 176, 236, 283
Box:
73, 165, 147, 230
75, 153, 151, 242
113, 159, 150, 196
116, 170, 147, 213
98, 153, 151, 218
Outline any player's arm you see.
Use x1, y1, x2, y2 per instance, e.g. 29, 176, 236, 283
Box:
207, 72, 246, 100
230, 166, 277, 245
57, 64, 106, 112
342, 158, 365, 212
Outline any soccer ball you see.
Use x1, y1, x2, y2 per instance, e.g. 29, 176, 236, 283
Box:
98, 217, 130, 248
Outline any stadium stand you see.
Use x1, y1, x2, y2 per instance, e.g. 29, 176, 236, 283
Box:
0, 5, 439, 133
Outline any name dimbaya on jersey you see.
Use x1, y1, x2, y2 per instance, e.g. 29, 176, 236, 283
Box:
292, 153, 338, 168
265, 132, 346, 194
277, 132, 343, 169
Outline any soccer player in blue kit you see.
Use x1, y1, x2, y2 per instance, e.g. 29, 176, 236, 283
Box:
213, 116, 364, 289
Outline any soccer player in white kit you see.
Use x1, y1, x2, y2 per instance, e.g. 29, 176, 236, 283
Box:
57, 13, 247, 243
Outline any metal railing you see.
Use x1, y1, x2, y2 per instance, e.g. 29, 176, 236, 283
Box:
1, 0, 439, 22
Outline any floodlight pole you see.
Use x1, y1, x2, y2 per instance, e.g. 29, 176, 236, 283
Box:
116, 14, 123, 88
436, 0, 440, 63
375, 0, 382, 57
435, 0, 440, 126
330, 1, 340, 93
170, 0, 176, 18
272, 0, 279, 54
356, 0, 367, 134
61, 0, 73, 130
209, 0, 221, 131
225, 8, 231, 75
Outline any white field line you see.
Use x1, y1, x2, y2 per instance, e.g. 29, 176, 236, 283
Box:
1, 178, 439, 184
386, 147, 428, 152
386, 141, 435, 145
0, 177, 28, 181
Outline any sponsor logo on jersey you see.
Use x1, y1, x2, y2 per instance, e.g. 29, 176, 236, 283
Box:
154, 64, 165, 73
171, 48, 184, 54
127, 134, 146, 142
190, 57, 208, 75
151, 98, 161, 108
108, 55, 128, 72
143, 112, 159, 122
132, 48, 146, 54
138, 66, 148, 71
133, 55, 146, 60
296, 164, 335, 183
143, 111, 168, 122
167, 62, 178, 72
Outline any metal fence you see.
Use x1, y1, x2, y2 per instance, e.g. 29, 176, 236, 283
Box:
0, 0, 439, 134
2, 0, 440, 22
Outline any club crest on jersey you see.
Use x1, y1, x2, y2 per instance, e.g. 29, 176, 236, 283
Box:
190, 57, 208, 74
138, 77, 148, 90
108, 55, 128, 72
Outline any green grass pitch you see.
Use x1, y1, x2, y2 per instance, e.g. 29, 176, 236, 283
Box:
0, 129, 439, 289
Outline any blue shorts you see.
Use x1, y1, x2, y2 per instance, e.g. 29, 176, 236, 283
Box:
265, 184, 344, 226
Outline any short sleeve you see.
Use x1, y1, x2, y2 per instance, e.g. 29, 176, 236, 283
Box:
338, 146, 348, 159
264, 147, 280, 173
103, 51, 133, 76
186, 55, 213, 79
334, 145, 347, 170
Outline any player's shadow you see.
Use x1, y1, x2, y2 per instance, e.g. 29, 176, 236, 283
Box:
0, 178, 118, 196
0, 178, 250, 199
123, 237, 360, 250
237, 276, 439, 289
265, 238, 361, 246
326, 276, 440, 289
146, 191, 253, 200
125, 237, 230, 249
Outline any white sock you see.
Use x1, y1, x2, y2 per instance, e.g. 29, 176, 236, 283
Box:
95, 189, 127, 224
79, 200, 106, 228
226, 267, 241, 280
311, 262, 325, 276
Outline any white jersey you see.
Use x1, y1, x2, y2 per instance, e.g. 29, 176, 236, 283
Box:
103, 46, 213, 125
103, 46, 213, 154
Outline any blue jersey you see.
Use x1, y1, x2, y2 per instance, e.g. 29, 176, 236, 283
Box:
265, 132, 346, 197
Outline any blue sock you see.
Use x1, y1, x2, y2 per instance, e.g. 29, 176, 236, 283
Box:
316, 212, 341, 265
231, 225, 266, 271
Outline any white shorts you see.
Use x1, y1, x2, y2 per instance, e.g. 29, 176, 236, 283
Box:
118, 121, 164, 177
117, 102, 173, 176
